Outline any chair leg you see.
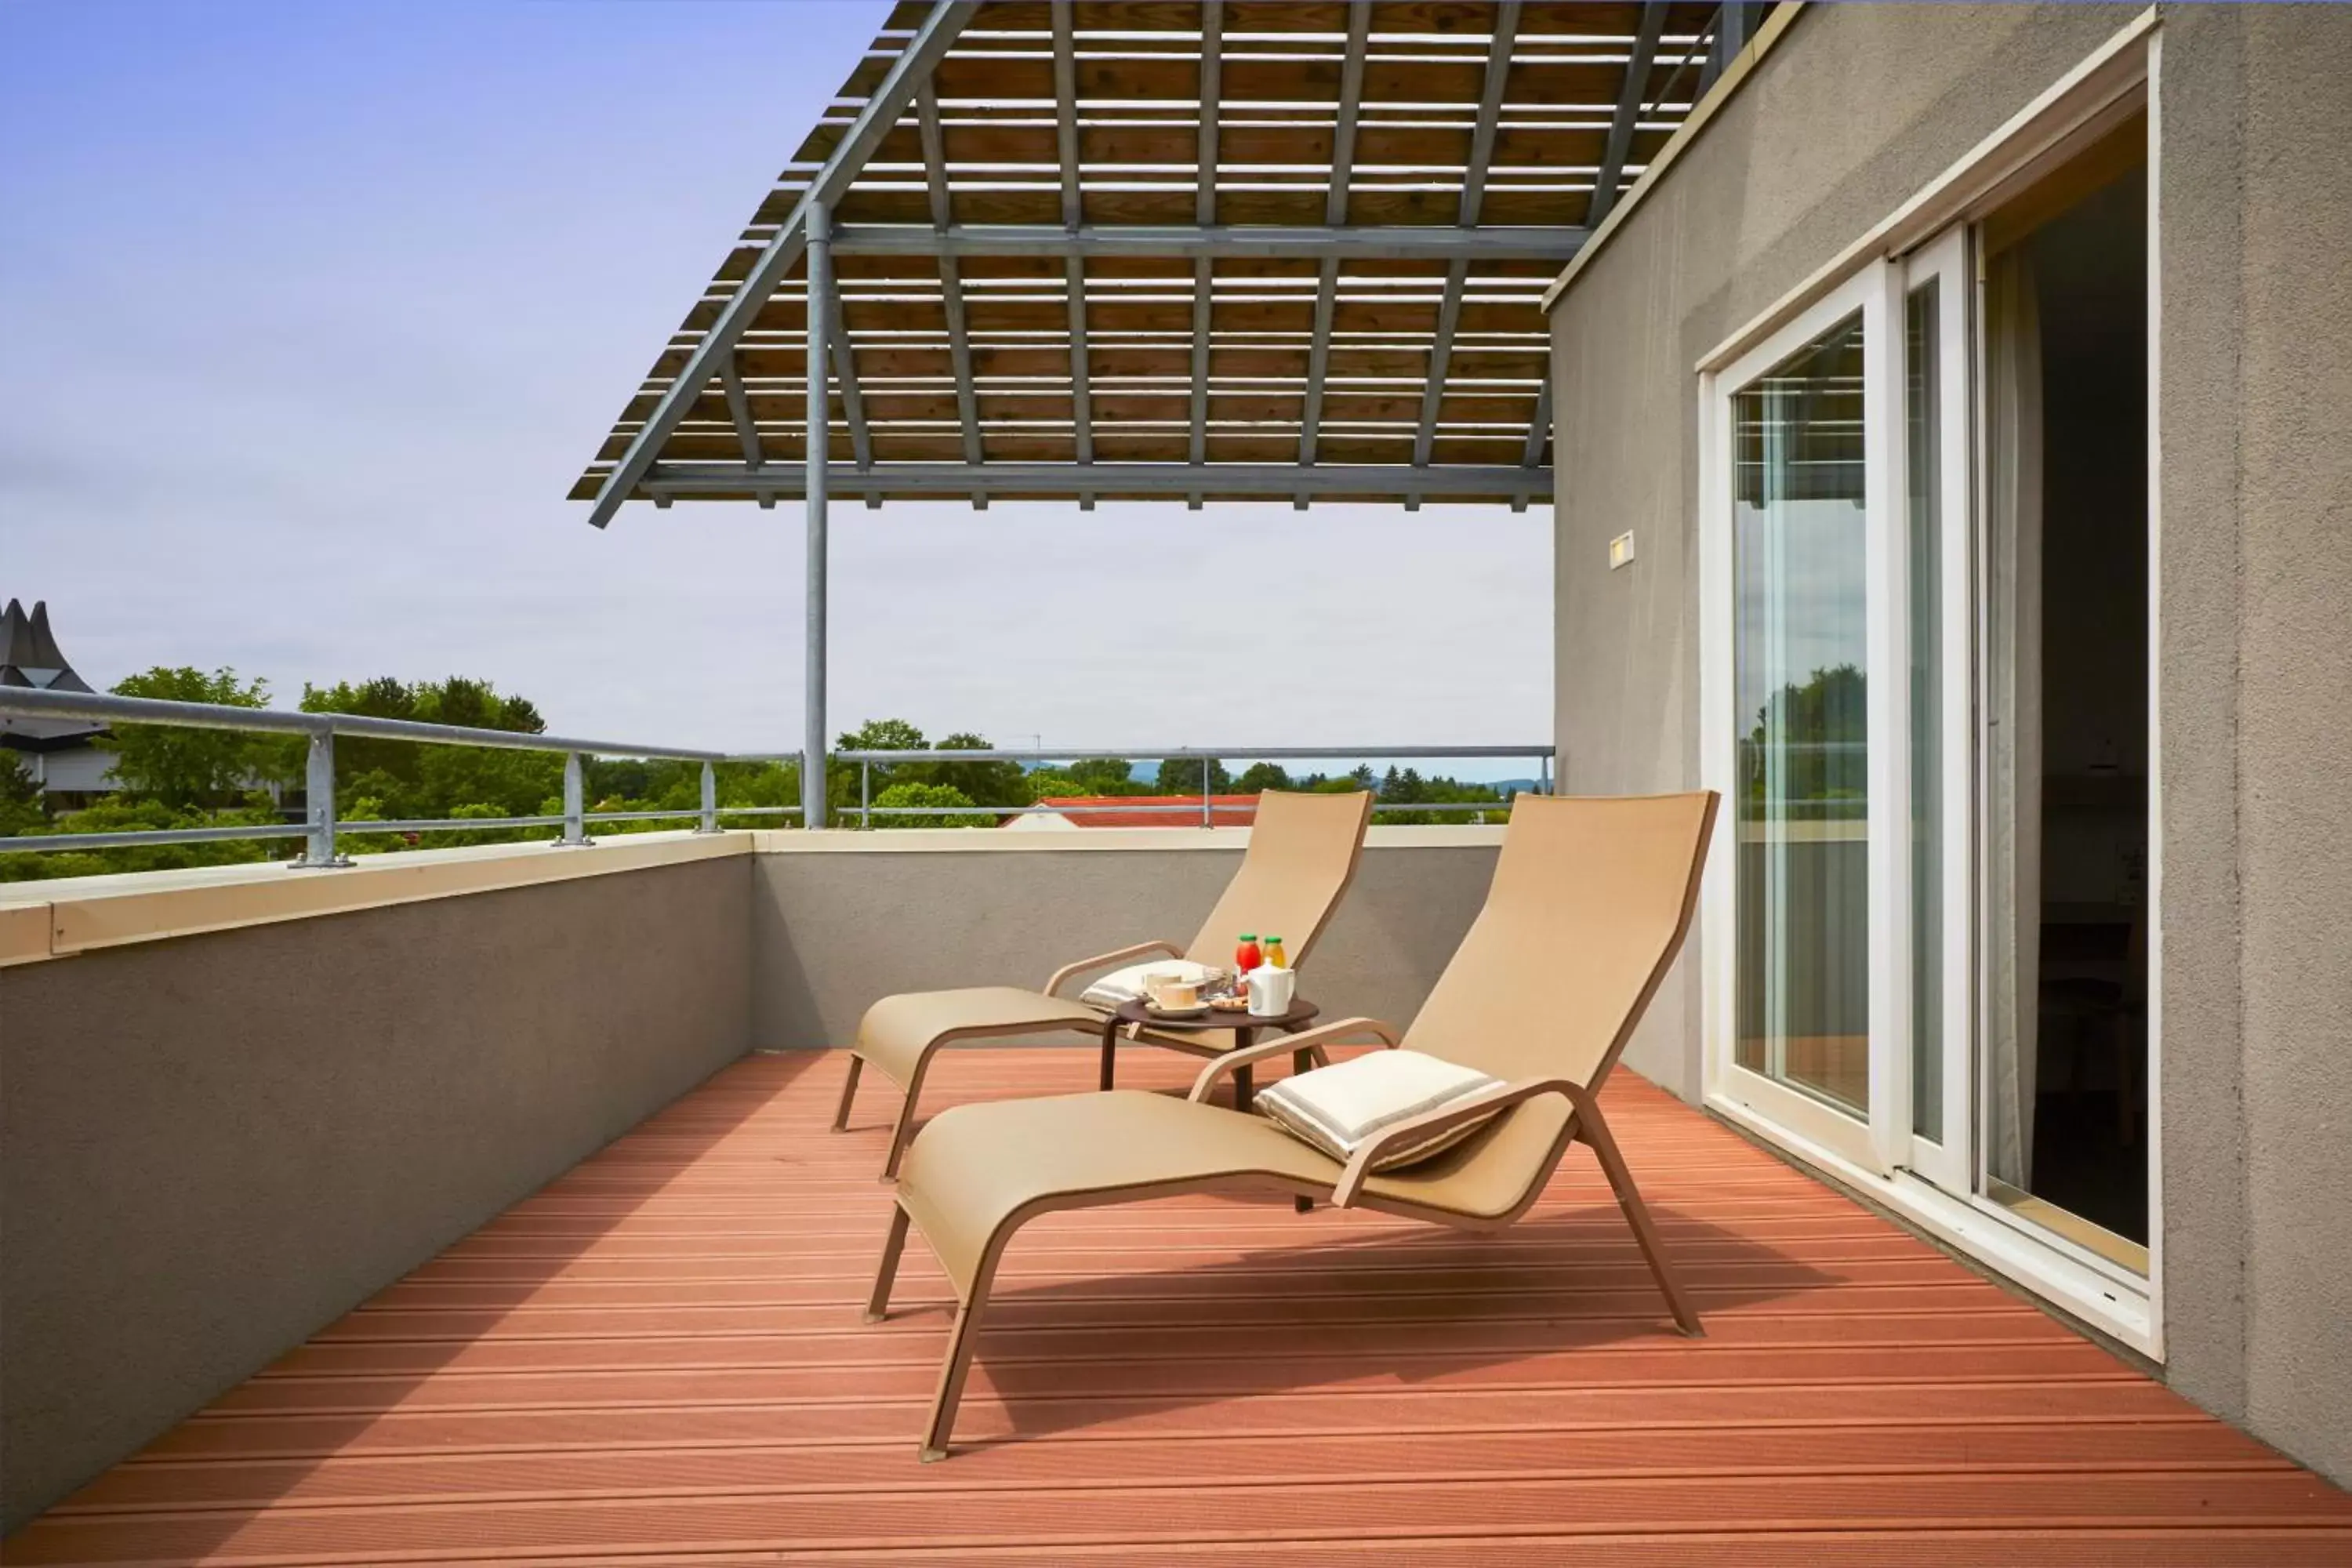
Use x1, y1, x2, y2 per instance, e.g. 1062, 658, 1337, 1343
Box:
832, 1054, 865, 1133
919, 1293, 990, 1463
880, 1047, 939, 1181
882, 1087, 922, 1180
866, 1204, 910, 1323
1577, 1097, 1703, 1336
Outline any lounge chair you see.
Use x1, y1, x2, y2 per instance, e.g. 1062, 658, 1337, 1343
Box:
833, 787, 1374, 1178
865, 789, 1719, 1460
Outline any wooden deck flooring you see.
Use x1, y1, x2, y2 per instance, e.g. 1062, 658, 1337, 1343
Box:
10, 1047, 2351, 1566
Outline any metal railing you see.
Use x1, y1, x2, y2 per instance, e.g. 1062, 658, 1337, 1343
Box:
1, 688, 1552, 864
820, 746, 1552, 829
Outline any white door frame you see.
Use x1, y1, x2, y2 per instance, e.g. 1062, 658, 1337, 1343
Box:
1692, 12, 2163, 1357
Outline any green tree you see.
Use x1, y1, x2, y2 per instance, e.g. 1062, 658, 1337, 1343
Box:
869, 780, 995, 829
1233, 761, 1293, 793
102, 666, 294, 808
0, 752, 46, 838
1065, 757, 1144, 793
303, 676, 557, 827
924, 732, 1029, 808
837, 717, 926, 752
1155, 756, 1232, 795
1744, 662, 1867, 816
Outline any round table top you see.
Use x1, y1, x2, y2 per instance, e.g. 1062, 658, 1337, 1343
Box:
1110, 995, 1319, 1033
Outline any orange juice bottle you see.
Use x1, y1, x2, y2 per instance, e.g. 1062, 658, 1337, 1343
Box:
1263, 935, 1287, 970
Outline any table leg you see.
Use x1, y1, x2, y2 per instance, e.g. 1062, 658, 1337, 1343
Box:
1099, 1017, 1119, 1092
1232, 1024, 1255, 1112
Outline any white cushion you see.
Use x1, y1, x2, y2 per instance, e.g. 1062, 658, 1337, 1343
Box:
1080, 958, 1219, 1009
1257, 1049, 1508, 1172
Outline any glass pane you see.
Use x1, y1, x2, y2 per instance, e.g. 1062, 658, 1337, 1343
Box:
1733, 311, 1869, 1116
1907, 281, 1944, 1139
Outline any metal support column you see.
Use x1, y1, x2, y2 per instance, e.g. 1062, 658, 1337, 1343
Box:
297, 730, 349, 868
803, 199, 833, 830
558, 751, 593, 846
698, 760, 719, 833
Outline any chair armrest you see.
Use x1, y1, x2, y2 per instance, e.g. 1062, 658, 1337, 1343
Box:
1043, 939, 1185, 998
1330, 1076, 1584, 1207
1187, 1017, 1402, 1104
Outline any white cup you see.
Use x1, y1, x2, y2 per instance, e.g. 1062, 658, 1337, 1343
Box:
1247, 965, 1296, 1017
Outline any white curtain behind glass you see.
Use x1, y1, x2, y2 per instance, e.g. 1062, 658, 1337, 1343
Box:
1986, 246, 2044, 1190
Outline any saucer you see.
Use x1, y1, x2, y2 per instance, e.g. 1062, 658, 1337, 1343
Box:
1145, 1003, 1209, 1019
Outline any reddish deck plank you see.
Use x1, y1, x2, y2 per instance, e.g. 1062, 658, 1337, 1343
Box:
9, 1047, 2350, 1566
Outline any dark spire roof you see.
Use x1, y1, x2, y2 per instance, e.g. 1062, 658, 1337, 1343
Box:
2, 599, 104, 748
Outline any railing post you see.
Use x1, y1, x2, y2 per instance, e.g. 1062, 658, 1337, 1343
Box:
801, 198, 833, 831
296, 728, 349, 869
698, 760, 718, 833
859, 758, 871, 828
558, 751, 593, 847
1200, 760, 1212, 828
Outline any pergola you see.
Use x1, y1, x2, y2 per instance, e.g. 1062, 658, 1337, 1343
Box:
577, 0, 1755, 822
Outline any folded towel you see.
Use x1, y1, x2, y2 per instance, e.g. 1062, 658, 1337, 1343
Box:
1080, 958, 1219, 1008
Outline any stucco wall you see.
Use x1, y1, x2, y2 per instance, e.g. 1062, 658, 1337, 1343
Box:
2182, 5, 2352, 1489
753, 835, 1500, 1052
0, 856, 753, 1530
1547, 0, 2352, 1488
1548, 2, 2143, 1099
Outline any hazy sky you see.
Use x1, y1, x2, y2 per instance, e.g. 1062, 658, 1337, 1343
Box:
0, 1, 1553, 760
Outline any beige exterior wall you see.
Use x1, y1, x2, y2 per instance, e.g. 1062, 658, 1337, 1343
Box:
0, 855, 754, 1532
753, 831, 1500, 1051
1547, 2, 2352, 1486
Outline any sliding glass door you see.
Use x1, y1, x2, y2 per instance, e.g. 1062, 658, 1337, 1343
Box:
1707, 245, 1969, 1180
1731, 313, 1871, 1121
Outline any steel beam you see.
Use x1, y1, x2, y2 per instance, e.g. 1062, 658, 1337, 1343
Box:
1189, 261, 1213, 467
722, 354, 764, 470
1523, 373, 1552, 469
585, 0, 977, 528
1413, 261, 1469, 480
803, 202, 832, 830
826, 285, 874, 483
1189, 2, 1221, 473
917, 80, 985, 499
1701, 1, 1751, 94
1051, 0, 1081, 226
1196, 2, 1221, 227
1414, 5, 1516, 481
1592, 1, 1667, 227
1051, 2, 1093, 487
829, 223, 1588, 262
1297, 2, 1371, 491
644, 461, 1550, 502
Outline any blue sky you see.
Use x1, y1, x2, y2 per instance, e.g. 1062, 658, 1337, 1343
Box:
0, 1, 1552, 759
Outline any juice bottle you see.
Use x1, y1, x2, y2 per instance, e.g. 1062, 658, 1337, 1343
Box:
1236, 933, 1262, 975
1263, 935, 1287, 970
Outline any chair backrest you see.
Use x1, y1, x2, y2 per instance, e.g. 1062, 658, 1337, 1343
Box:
1403, 792, 1719, 1090
1181, 789, 1374, 968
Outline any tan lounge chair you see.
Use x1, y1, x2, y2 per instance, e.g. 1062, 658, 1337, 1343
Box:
834, 787, 1374, 1178
865, 789, 1719, 1460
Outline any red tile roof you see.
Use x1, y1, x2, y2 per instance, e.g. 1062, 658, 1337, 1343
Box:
1025, 793, 1260, 827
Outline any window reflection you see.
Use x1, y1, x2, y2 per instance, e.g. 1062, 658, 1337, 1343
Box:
1733, 312, 1870, 1116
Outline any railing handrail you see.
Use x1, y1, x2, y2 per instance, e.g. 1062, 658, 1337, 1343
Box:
823, 744, 1552, 764
0, 686, 727, 762
1, 686, 1553, 865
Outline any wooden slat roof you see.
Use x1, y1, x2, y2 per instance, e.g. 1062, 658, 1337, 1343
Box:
575, 2, 1733, 517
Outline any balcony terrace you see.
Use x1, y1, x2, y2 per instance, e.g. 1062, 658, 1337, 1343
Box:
6, 812, 2351, 1563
